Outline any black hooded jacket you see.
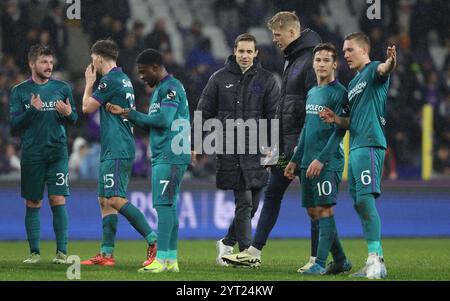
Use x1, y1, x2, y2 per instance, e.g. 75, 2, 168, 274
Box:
277, 29, 321, 160
196, 55, 280, 190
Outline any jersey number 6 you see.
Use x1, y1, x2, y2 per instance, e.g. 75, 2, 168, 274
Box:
361, 170, 372, 185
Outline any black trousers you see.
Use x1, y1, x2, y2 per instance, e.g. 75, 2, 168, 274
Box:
223, 187, 262, 251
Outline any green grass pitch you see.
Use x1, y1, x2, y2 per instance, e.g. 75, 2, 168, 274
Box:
1, 238, 449, 281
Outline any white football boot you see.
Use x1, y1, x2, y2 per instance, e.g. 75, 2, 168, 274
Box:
216, 239, 233, 266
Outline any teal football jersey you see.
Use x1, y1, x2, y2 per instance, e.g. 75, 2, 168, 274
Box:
347, 61, 390, 151
9, 78, 77, 163
300, 80, 346, 171
92, 67, 135, 161
128, 75, 191, 166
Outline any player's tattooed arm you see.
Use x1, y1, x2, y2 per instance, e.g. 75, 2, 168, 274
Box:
377, 45, 397, 77
319, 107, 349, 129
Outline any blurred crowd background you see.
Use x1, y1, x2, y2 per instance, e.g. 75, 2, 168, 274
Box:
0, 0, 449, 181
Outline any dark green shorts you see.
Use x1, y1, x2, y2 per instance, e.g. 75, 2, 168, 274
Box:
21, 159, 69, 201
151, 164, 188, 207
98, 159, 133, 198
300, 169, 342, 208
348, 147, 385, 203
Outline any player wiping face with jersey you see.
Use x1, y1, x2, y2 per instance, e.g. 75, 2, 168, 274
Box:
80, 39, 158, 268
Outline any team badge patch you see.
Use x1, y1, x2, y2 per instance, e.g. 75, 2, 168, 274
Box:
167, 90, 177, 99
98, 82, 107, 90
342, 101, 350, 115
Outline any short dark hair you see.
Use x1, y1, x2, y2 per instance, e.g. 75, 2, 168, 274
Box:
136, 49, 164, 66
344, 32, 371, 49
28, 45, 54, 63
313, 43, 338, 62
234, 33, 258, 50
91, 39, 119, 61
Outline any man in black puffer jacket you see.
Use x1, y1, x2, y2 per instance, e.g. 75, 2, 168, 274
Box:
222, 12, 322, 269
195, 33, 279, 266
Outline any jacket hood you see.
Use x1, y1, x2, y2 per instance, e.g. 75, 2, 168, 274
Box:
224, 55, 262, 74
284, 28, 322, 59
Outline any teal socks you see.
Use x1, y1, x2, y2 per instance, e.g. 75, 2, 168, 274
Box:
145, 232, 158, 245
316, 216, 335, 267
368, 240, 383, 256
310, 219, 319, 257
355, 194, 383, 256
119, 202, 156, 244
330, 230, 346, 262
155, 205, 178, 261
51, 205, 68, 254
169, 209, 179, 260
101, 214, 118, 255
316, 216, 347, 267
25, 206, 41, 254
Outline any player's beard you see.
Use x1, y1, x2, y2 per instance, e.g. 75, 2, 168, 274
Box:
35, 69, 52, 81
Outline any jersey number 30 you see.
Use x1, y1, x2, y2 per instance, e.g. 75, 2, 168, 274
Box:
56, 173, 69, 186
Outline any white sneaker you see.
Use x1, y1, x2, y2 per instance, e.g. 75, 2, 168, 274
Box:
297, 256, 316, 273
366, 254, 387, 279
52, 251, 68, 264
222, 249, 261, 267
366, 254, 384, 279
23, 253, 41, 264
216, 239, 233, 266
351, 254, 385, 279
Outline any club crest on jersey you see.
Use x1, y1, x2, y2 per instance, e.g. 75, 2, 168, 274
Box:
98, 82, 107, 90
167, 90, 177, 99
342, 103, 350, 115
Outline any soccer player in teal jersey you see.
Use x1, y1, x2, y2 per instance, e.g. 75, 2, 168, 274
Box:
284, 43, 352, 275
9, 45, 77, 264
320, 33, 396, 279
107, 49, 191, 273
79, 40, 157, 267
